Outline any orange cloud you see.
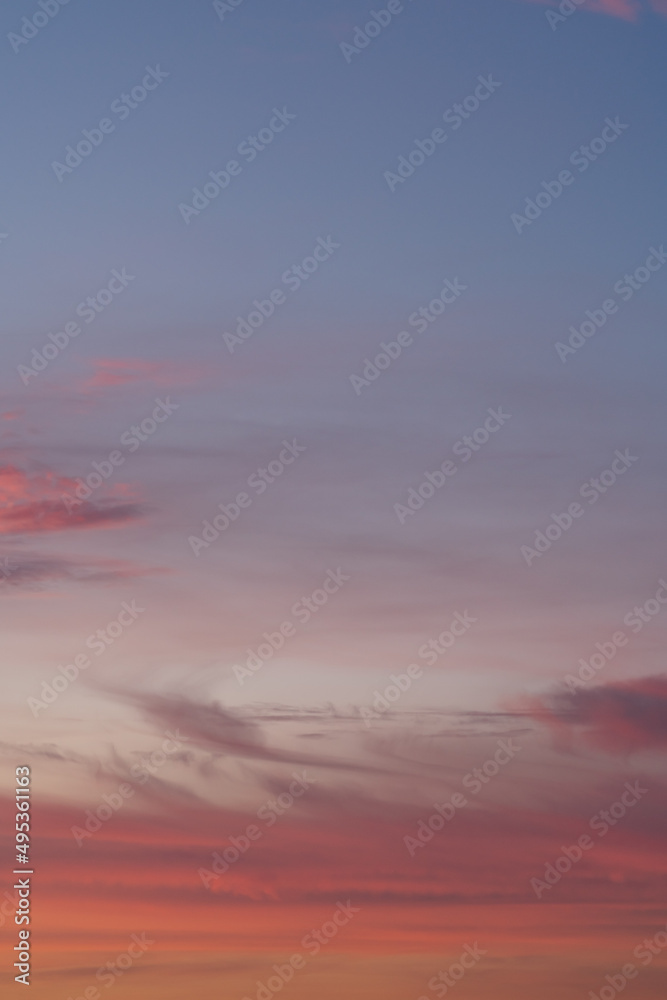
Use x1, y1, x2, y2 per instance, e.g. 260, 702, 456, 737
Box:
3, 704, 665, 998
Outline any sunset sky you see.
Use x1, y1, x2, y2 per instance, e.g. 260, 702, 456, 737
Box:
1, 1, 666, 998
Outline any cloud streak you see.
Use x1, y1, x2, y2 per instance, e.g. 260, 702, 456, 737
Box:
0, 553, 164, 591
73, 357, 206, 393
516, 0, 646, 21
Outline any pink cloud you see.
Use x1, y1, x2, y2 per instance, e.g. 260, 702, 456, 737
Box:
516, 0, 647, 21
76, 357, 206, 393
0, 465, 146, 535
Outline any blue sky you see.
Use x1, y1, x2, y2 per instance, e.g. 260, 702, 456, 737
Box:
2, 0, 667, 710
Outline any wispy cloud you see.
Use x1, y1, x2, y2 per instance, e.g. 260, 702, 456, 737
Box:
0, 553, 164, 592
73, 357, 206, 393
516, 0, 644, 21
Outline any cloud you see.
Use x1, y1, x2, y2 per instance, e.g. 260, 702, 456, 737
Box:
0, 497, 147, 535
0, 553, 164, 591
94, 689, 400, 776
1, 700, 664, 946
0, 740, 87, 763
74, 357, 206, 393
579, 0, 641, 18
516, 0, 667, 20
0, 464, 147, 535
0, 765, 662, 911
526, 676, 667, 752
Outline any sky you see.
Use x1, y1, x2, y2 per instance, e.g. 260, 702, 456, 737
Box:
1, 1, 667, 998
